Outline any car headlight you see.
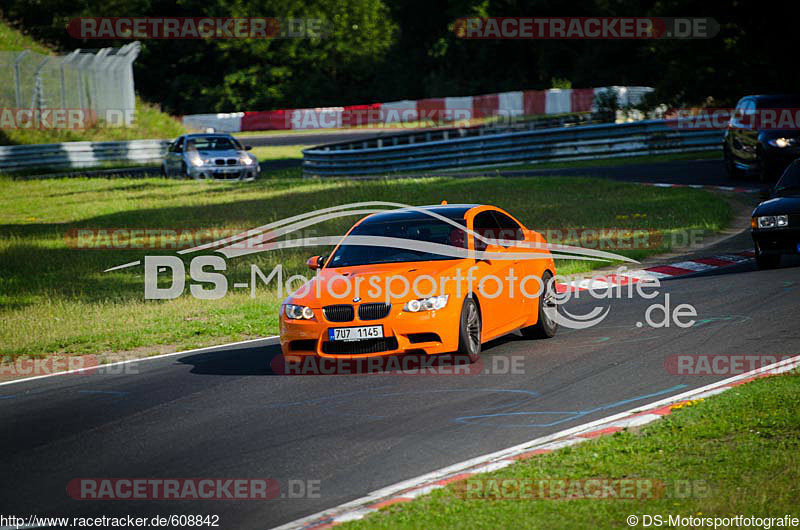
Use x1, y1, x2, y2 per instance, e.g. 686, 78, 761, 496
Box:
285, 304, 315, 320
756, 215, 788, 228
190, 156, 204, 167
768, 138, 796, 148
240, 156, 254, 166
403, 295, 448, 312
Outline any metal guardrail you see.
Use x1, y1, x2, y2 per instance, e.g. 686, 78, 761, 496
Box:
302, 119, 722, 176
0, 139, 168, 172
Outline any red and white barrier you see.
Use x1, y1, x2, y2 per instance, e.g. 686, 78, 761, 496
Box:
183, 86, 652, 133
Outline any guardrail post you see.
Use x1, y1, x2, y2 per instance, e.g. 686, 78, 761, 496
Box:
14, 50, 29, 108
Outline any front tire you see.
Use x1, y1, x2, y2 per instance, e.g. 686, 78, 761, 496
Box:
757, 148, 776, 184
456, 296, 481, 363
521, 270, 558, 339
724, 145, 741, 178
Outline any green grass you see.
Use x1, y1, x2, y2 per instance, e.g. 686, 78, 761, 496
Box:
0, 98, 187, 145
249, 145, 309, 161
0, 176, 729, 360
344, 372, 800, 529
439, 150, 722, 174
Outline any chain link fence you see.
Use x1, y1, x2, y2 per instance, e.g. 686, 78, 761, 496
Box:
0, 42, 140, 126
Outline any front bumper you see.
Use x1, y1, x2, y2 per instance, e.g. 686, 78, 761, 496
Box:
279, 302, 461, 359
762, 145, 800, 172
187, 164, 259, 180
752, 228, 800, 255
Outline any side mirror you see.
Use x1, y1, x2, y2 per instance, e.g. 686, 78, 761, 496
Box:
759, 188, 771, 201
245, 145, 252, 151
306, 255, 325, 270
484, 243, 504, 254
477, 243, 503, 261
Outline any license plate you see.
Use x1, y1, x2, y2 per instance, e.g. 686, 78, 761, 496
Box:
328, 325, 383, 342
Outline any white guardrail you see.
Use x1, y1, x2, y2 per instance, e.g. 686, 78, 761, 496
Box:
0, 139, 169, 172
302, 119, 723, 176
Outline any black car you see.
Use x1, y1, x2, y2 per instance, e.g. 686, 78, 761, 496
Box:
751, 160, 800, 268
724, 94, 800, 182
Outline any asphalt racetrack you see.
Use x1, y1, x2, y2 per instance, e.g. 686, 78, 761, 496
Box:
2, 228, 798, 529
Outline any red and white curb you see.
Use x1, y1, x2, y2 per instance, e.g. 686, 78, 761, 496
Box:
557, 249, 754, 293
642, 182, 760, 194
273, 353, 800, 530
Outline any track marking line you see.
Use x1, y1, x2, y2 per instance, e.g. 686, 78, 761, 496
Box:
273, 353, 800, 529
0, 336, 279, 388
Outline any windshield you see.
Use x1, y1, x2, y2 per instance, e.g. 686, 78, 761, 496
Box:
185, 136, 242, 151
775, 162, 800, 194
327, 215, 467, 268
755, 96, 800, 109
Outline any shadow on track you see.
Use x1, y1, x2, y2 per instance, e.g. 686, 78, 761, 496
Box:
176, 333, 526, 377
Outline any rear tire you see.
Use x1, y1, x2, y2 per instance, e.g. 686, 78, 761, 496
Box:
456, 296, 481, 363
520, 270, 558, 339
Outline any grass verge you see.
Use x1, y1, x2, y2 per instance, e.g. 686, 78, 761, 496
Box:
0, 98, 187, 145
0, 175, 729, 360
342, 372, 800, 529
249, 145, 309, 161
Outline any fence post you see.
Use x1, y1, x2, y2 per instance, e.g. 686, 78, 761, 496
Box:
14, 50, 29, 108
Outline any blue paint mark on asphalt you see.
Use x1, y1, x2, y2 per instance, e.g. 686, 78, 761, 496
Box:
453, 384, 689, 428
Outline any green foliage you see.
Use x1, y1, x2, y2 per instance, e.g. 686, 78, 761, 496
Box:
2, 1, 796, 114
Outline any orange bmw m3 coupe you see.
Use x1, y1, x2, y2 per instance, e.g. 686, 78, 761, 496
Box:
279, 203, 558, 363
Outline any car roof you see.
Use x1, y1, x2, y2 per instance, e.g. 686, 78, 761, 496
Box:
184, 133, 235, 138
359, 204, 483, 224
747, 94, 800, 99
743, 94, 800, 105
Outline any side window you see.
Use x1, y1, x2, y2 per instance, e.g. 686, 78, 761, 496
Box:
472, 211, 500, 251
742, 99, 756, 129
171, 137, 184, 153
731, 99, 754, 128
491, 211, 524, 246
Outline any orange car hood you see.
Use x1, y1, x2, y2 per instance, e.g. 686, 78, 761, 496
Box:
285, 259, 470, 308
